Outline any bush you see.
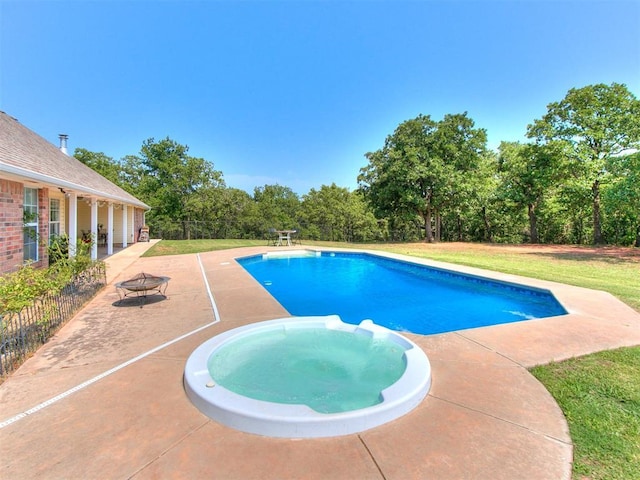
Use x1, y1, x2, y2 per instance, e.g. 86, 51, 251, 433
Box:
1, 241, 101, 313
0, 265, 59, 312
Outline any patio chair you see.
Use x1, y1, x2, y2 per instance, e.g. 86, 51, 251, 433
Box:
266, 228, 278, 246
290, 230, 302, 245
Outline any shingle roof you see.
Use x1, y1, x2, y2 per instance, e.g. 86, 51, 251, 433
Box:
0, 111, 149, 209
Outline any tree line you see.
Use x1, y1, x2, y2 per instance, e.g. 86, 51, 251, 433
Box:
77, 82, 640, 246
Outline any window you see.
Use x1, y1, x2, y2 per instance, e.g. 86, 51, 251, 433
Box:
23, 187, 39, 262
49, 198, 61, 243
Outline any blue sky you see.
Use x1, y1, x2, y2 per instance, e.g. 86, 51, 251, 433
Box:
1, 1, 638, 195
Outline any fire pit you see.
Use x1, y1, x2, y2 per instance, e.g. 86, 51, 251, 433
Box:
115, 272, 170, 306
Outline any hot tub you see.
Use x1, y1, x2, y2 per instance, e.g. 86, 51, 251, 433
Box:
183, 315, 431, 438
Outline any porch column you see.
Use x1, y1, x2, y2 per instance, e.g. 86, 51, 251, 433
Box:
122, 204, 128, 248
68, 192, 78, 257
90, 198, 98, 261
107, 202, 114, 255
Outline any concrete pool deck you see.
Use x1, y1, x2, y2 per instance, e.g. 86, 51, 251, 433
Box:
1, 243, 639, 479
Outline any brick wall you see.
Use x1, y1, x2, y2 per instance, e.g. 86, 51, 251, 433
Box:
0, 180, 50, 275
0, 179, 25, 274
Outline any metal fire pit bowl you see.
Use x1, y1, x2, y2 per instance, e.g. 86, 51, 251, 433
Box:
115, 272, 170, 307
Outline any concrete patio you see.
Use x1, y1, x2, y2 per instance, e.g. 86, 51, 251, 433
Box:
1, 242, 639, 479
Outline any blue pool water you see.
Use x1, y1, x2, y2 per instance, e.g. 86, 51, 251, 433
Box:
238, 252, 567, 335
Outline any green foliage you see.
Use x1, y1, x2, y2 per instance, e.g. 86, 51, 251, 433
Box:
527, 83, 640, 244
134, 137, 227, 239
217, 188, 256, 238
1, 242, 100, 313
0, 264, 59, 312
74, 148, 125, 187
136, 136, 217, 236
48, 234, 69, 265
358, 112, 488, 242
440, 151, 504, 242
497, 141, 570, 243
252, 184, 300, 234
300, 184, 381, 242
603, 152, 640, 246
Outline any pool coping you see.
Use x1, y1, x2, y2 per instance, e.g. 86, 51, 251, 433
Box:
1, 244, 639, 479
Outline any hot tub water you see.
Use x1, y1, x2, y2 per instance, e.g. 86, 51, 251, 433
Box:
208, 326, 407, 413
184, 316, 431, 438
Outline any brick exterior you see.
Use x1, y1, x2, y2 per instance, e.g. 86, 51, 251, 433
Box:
0, 180, 51, 275
0, 179, 25, 274
1, 111, 149, 276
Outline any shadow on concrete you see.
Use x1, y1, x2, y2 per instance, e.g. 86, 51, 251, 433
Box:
111, 295, 168, 308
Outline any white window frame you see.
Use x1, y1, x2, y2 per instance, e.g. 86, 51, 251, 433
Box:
23, 187, 39, 262
49, 198, 61, 243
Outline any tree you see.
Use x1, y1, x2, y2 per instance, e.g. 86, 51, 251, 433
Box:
136, 137, 225, 239
118, 154, 146, 194
603, 152, 640, 246
462, 151, 500, 242
497, 141, 568, 243
300, 184, 380, 242
358, 113, 487, 242
216, 188, 255, 238
252, 184, 300, 235
527, 83, 640, 244
74, 148, 128, 190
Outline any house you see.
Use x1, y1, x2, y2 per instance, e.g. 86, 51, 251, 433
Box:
0, 111, 150, 275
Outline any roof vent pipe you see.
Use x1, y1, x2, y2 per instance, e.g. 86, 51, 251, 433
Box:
59, 134, 68, 155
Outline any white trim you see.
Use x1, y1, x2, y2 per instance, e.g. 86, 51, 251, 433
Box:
0, 162, 149, 209
107, 203, 114, 255
23, 186, 39, 262
90, 198, 98, 260
48, 198, 61, 240
68, 192, 78, 256
122, 204, 128, 248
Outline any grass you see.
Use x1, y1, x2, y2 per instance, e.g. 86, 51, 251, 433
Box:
145, 238, 640, 478
531, 347, 640, 480
371, 243, 640, 312
143, 239, 267, 256
384, 246, 640, 311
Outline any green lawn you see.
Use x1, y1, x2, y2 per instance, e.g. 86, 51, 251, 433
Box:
368, 243, 640, 312
531, 348, 640, 480
145, 239, 640, 479
143, 239, 267, 256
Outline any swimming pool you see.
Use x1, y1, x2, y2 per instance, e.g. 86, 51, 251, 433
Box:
238, 250, 567, 335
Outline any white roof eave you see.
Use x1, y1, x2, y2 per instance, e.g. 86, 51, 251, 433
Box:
0, 162, 150, 210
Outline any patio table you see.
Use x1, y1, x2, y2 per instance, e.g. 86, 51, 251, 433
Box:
275, 230, 296, 246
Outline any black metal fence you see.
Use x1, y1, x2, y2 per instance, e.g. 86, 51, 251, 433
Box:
151, 220, 256, 241
0, 263, 106, 377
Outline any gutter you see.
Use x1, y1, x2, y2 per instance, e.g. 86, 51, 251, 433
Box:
0, 162, 150, 210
